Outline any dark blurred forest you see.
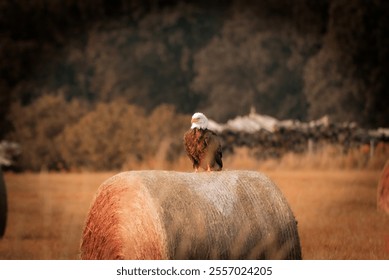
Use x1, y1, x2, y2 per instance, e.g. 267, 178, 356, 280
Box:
1, 0, 388, 171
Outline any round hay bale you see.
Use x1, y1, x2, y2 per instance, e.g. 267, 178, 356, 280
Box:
80, 170, 301, 260
0, 168, 7, 238
377, 160, 389, 214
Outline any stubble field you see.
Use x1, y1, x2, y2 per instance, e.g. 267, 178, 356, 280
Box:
0, 168, 388, 259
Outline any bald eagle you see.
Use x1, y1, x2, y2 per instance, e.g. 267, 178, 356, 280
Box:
183, 112, 223, 172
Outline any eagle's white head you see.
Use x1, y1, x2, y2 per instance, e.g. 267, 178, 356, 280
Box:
191, 112, 208, 129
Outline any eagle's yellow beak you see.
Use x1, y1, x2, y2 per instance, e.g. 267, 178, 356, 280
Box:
191, 118, 198, 124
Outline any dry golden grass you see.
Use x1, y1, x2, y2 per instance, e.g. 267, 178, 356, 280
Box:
0, 172, 115, 259
268, 170, 389, 259
224, 143, 389, 171
0, 150, 388, 259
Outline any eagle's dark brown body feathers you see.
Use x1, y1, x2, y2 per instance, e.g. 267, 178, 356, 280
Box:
183, 128, 223, 171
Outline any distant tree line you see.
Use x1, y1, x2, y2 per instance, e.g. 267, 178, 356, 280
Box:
1, 0, 388, 170
6, 94, 188, 171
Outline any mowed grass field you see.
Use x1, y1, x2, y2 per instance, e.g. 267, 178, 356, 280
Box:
0, 169, 388, 259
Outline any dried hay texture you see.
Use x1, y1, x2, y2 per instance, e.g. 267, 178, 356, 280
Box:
80, 170, 301, 259
377, 160, 389, 214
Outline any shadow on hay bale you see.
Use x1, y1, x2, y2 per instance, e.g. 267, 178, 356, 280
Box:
377, 160, 389, 215
80, 170, 301, 260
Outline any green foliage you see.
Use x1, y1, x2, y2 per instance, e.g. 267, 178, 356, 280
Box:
1, 0, 387, 130
303, 0, 389, 126
192, 15, 311, 121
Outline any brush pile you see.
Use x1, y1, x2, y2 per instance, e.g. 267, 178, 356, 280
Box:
209, 113, 389, 159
